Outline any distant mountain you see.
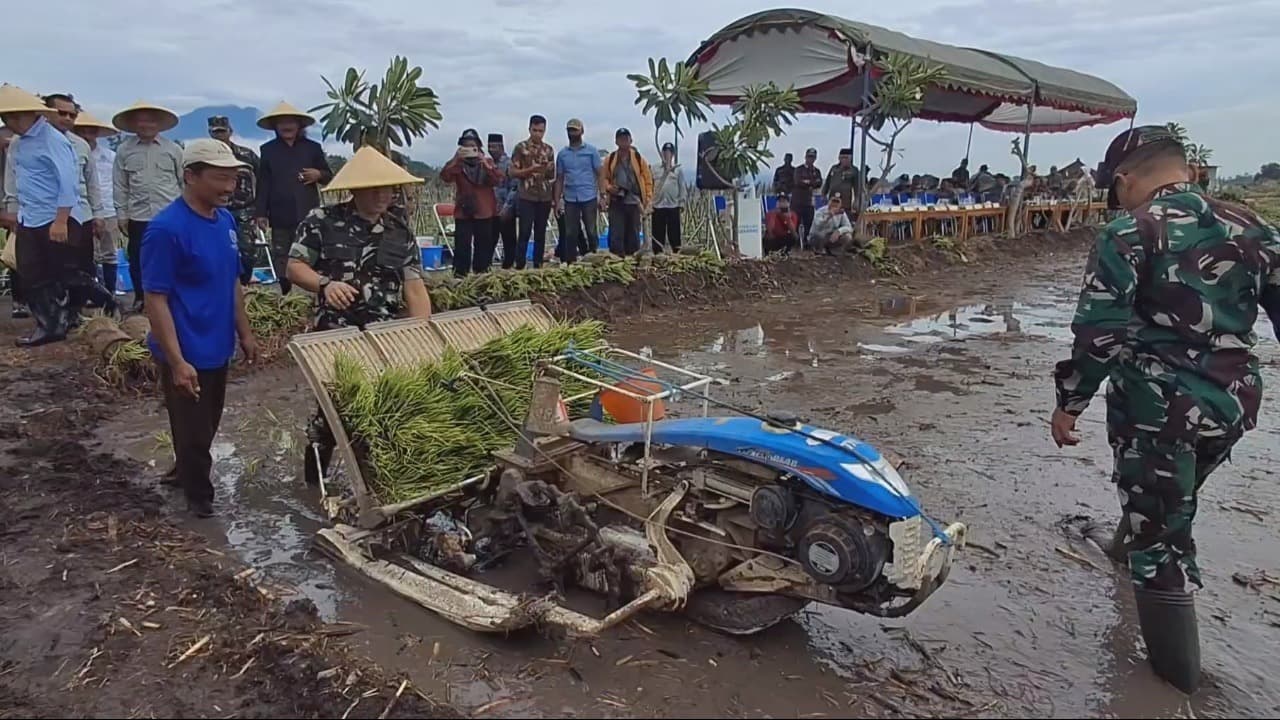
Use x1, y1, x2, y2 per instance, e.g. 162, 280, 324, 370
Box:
172, 105, 270, 143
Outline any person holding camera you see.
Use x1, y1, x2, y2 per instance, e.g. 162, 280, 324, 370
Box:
441, 128, 504, 276
601, 128, 652, 257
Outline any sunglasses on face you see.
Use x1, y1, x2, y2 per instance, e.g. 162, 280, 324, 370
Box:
56, 110, 78, 118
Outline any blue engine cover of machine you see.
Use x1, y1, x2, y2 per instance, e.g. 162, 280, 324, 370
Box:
568, 416, 919, 520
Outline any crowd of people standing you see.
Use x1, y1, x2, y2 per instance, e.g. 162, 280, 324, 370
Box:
0, 85, 335, 345
438, 115, 688, 277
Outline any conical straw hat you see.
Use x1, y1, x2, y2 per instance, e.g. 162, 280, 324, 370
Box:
0, 84, 52, 115
113, 100, 179, 133
325, 146, 423, 192
257, 101, 316, 130
73, 110, 118, 136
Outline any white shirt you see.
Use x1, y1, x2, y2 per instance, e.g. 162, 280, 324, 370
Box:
91, 143, 116, 219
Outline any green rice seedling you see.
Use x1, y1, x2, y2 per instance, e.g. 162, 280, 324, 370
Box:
328, 320, 607, 505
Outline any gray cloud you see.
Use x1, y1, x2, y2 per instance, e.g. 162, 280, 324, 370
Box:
7, 0, 1277, 177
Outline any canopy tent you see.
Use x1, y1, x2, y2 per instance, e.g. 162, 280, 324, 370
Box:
687, 8, 1137, 133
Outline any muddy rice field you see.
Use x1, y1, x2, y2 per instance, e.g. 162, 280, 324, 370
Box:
2, 233, 1278, 719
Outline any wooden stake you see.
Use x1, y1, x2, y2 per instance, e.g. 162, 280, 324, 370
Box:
377, 679, 408, 719
169, 635, 212, 668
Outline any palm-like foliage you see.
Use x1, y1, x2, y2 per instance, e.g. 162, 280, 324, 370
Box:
628, 57, 713, 156
312, 56, 443, 154
1164, 122, 1190, 146
706, 83, 802, 185
1188, 143, 1213, 166
860, 53, 948, 183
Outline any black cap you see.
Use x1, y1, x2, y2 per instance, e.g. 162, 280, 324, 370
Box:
208, 115, 230, 130
458, 128, 482, 147
839, 147, 852, 156
487, 132, 503, 143
1096, 125, 1185, 209
616, 127, 631, 138
661, 142, 675, 153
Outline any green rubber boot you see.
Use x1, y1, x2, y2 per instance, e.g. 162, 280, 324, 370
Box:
1134, 586, 1201, 694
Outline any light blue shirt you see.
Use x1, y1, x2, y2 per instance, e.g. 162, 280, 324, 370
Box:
12, 116, 78, 227
556, 143, 601, 203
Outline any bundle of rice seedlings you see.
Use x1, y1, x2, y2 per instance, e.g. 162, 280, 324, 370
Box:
101, 339, 157, 386
245, 288, 312, 337
426, 252, 724, 311
328, 320, 607, 505
245, 288, 314, 362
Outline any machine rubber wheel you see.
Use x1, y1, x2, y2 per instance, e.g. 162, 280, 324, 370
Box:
684, 590, 809, 635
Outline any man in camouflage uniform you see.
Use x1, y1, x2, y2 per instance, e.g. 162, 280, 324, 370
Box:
822, 148, 858, 217
208, 116, 260, 284
284, 146, 433, 485
1051, 126, 1280, 694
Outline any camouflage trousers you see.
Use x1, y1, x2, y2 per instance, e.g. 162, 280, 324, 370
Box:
1109, 430, 1238, 591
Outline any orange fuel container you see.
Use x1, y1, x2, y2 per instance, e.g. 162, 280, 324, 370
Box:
598, 367, 666, 424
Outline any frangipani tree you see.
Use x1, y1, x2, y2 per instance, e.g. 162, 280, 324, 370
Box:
312, 56, 443, 156
701, 82, 802, 253
859, 53, 948, 203
628, 57, 713, 156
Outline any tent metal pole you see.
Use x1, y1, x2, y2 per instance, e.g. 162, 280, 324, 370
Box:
965, 122, 974, 162
856, 45, 873, 213
1021, 102, 1033, 172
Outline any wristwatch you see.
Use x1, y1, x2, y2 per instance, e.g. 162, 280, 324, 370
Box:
318, 276, 331, 297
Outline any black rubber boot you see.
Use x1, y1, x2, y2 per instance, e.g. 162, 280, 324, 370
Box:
84, 280, 119, 320
16, 288, 68, 347
1134, 586, 1201, 694
102, 263, 118, 296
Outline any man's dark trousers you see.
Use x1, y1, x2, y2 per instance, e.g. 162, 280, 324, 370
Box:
160, 363, 229, 505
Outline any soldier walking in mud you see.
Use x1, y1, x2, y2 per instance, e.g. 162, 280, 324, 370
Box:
207, 115, 260, 285
1051, 126, 1280, 694
284, 146, 433, 486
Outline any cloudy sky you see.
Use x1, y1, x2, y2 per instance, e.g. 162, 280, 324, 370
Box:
12, 0, 1278, 177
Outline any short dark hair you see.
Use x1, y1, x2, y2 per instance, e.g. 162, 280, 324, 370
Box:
529, 114, 547, 127
43, 93, 75, 108
1118, 140, 1186, 173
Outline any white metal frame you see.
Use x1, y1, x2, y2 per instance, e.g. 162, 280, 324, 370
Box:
539, 342, 718, 496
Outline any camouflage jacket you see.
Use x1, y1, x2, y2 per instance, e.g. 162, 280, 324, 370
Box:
1054, 183, 1280, 441
822, 163, 859, 203
226, 141, 259, 214
289, 201, 424, 331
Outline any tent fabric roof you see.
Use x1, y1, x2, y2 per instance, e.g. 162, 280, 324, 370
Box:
688, 8, 1137, 133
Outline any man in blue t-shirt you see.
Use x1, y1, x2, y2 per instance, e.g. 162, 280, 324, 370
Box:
142, 139, 258, 518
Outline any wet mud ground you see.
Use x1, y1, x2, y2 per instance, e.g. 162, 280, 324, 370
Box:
6, 240, 1279, 718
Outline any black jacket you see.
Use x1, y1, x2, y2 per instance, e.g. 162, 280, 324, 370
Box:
256, 135, 333, 227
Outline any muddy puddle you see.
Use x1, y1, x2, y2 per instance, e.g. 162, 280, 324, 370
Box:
99, 255, 1280, 718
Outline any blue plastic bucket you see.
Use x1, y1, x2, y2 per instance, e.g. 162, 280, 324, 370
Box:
420, 245, 444, 269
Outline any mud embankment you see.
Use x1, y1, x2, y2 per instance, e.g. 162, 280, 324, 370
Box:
539, 228, 1094, 323
0, 364, 457, 719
